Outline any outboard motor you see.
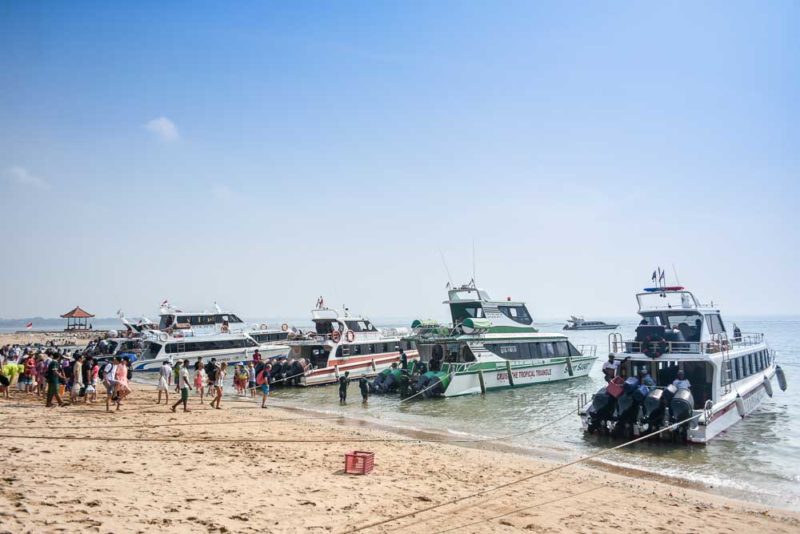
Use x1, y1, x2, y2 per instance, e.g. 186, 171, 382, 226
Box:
613, 392, 639, 438
587, 386, 616, 433
422, 374, 445, 398
669, 388, 697, 429
642, 388, 666, 430
414, 373, 433, 396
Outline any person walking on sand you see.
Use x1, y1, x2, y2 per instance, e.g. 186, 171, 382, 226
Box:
171, 359, 193, 413
258, 363, 271, 408
70, 354, 84, 404
247, 361, 256, 399
157, 360, 172, 404
103, 356, 119, 412
45, 353, 66, 407
113, 357, 131, 411
209, 362, 227, 409
85, 358, 99, 403
173, 361, 181, 393
194, 360, 205, 403
338, 371, 350, 404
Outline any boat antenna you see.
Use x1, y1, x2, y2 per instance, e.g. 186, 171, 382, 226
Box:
472, 238, 477, 286
671, 263, 681, 286
439, 249, 454, 287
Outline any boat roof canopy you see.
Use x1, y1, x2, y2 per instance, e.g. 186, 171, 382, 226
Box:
635, 289, 718, 313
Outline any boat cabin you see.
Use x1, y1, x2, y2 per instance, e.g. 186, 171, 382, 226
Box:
158, 312, 245, 333
446, 284, 534, 328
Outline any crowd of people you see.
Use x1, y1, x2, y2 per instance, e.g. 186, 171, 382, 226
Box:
0, 343, 132, 411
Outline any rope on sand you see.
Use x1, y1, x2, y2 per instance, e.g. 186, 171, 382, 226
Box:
343, 413, 703, 533
0, 406, 577, 445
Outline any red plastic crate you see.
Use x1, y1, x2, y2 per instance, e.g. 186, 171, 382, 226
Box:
607, 377, 624, 398
344, 451, 375, 475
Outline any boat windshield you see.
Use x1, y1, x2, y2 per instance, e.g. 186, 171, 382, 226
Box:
450, 303, 485, 324
141, 342, 162, 360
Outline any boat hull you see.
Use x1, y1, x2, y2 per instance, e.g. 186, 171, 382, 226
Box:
301, 351, 419, 386
443, 356, 596, 397
131, 345, 289, 372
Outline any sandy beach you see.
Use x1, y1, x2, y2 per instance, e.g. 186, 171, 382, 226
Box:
0, 384, 797, 534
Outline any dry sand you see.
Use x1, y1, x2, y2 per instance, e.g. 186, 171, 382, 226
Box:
0, 385, 798, 534
0, 332, 90, 348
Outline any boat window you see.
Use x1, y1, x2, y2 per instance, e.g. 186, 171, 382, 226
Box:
540, 343, 555, 358
405, 340, 414, 350
367, 344, 376, 354
554, 341, 569, 357
704, 314, 725, 335
460, 345, 476, 362
340, 346, 349, 357
351, 344, 363, 356
498, 305, 533, 325
141, 342, 162, 360
316, 321, 335, 335
449, 303, 485, 324
665, 313, 703, 342
345, 321, 368, 332
639, 315, 662, 326
485, 343, 528, 360
567, 341, 582, 356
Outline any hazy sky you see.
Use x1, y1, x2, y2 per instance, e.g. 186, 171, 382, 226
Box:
1, 1, 798, 322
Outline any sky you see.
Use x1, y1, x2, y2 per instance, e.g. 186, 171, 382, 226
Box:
1, 1, 798, 323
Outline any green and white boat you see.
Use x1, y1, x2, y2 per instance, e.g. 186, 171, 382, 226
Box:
405, 283, 597, 398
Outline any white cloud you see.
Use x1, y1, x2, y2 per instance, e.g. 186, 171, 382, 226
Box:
5, 166, 49, 189
144, 116, 180, 142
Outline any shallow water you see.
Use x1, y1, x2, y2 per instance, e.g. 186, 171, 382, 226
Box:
263, 317, 800, 510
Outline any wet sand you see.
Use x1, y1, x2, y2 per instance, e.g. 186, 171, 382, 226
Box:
0, 385, 798, 533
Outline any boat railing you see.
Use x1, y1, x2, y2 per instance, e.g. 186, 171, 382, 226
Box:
609, 334, 766, 356
576, 344, 597, 357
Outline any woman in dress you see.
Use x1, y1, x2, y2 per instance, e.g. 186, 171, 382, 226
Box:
114, 357, 131, 410
194, 361, 205, 403
210, 362, 226, 409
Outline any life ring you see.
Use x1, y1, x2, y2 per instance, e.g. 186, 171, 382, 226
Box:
331, 330, 341, 343
281, 323, 289, 332
158, 332, 168, 342
260, 323, 269, 330
345, 331, 355, 343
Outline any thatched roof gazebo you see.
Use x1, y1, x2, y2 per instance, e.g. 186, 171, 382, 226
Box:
61, 306, 95, 331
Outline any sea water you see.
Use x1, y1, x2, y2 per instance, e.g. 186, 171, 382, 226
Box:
266, 317, 800, 510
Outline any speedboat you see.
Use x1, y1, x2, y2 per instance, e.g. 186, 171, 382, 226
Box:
132, 331, 289, 372
563, 316, 619, 330
129, 302, 291, 371
404, 282, 597, 398
579, 285, 788, 443
285, 305, 418, 386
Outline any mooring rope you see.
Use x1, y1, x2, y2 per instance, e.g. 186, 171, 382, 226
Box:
343, 413, 702, 533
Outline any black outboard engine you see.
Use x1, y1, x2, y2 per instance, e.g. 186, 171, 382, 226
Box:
413, 373, 433, 396
669, 388, 697, 441
642, 388, 666, 430
422, 376, 445, 398
587, 387, 616, 433
613, 392, 640, 439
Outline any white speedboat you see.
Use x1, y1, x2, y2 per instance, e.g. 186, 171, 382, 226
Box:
132, 332, 289, 372
579, 285, 788, 443
406, 283, 598, 397
563, 316, 619, 330
130, 303, 291, 372
286, 306, 418, 386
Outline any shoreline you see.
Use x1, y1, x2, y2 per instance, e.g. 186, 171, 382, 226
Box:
0, 384, 798, 532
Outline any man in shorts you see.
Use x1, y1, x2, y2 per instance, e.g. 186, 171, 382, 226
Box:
157, 360, 172, 404
104, 356, 119, 413
171, 359, 192, 413
259, 363, 272, 408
